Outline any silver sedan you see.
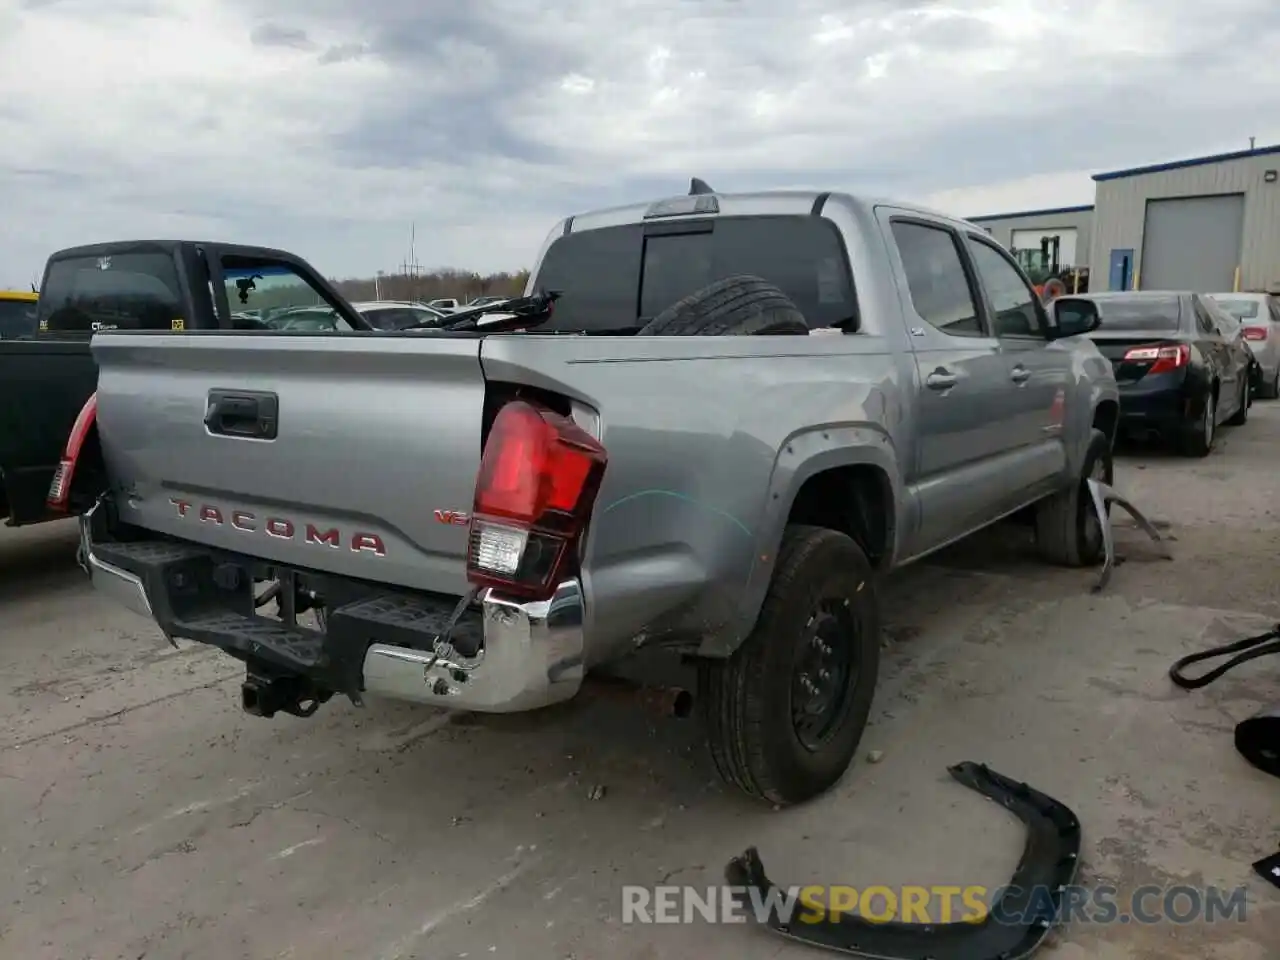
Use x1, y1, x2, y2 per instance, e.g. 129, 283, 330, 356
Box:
1208, 292, 1280, 398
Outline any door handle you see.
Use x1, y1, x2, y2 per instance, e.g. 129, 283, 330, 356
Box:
1010, 366, 1031, 384
925, 370, 958, 391
205, 389, 279, 440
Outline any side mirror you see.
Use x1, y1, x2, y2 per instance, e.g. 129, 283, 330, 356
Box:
1049, 297, 1101, 339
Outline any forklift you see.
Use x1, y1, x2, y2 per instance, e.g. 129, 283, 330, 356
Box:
1014, 235, 1089, 295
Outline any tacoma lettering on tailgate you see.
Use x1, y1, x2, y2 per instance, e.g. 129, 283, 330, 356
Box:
169, 498, 387, 556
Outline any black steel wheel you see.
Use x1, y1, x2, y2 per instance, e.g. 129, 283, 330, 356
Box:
790, 599, 860, 751
699, 525, 881, 807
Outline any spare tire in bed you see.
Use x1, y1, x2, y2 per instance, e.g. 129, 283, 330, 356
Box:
637, 275, 810, 336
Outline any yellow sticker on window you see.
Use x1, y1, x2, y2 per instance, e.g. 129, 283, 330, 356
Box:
171, 317, 186, 330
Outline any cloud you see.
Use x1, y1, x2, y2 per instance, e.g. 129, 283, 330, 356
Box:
2, 0, 1279, 286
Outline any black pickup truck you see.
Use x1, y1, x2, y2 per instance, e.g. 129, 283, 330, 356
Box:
1, 240, 371, 526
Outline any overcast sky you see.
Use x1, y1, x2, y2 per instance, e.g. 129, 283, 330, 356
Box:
3, 0, 1279, 285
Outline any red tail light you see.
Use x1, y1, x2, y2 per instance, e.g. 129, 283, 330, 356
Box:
466, 400, 607, 600
1123, 343, 1190, 375
1243, 326, 1267, 341
47, 392, 98, 511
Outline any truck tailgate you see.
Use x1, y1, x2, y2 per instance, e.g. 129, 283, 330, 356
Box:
92, 333, 483, 595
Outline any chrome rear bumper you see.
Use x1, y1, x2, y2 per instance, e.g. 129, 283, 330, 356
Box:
80, 505, 585, 713
79, 510, 153, 619
361, 580, 586, 712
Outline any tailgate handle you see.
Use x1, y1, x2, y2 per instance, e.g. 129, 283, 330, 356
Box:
205, 390, 278, 440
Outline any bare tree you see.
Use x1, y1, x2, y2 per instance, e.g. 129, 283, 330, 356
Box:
331, 268, 531, 305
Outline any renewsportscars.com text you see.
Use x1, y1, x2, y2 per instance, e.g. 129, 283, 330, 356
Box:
621, 884, 1249, 926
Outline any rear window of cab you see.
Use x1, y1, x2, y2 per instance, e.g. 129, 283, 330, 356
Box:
532, 215, 858, 334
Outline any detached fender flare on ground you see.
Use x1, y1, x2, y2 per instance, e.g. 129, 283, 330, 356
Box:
725, 762, 1082, 960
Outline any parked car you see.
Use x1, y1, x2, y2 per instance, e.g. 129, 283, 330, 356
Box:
466, 295, 510, 309
1207, 292, 1280, 399
427, 297, 461, 312
350, 300, 450, 330
1076, 291, 1253, 456
66, 188, 1118, 806
263, 301, 450, 332
1, 240, 372, 527
0, 290, 38, 339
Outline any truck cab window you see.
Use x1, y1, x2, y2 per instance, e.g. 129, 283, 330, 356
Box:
533, 215, 858, 334
965, 238, 1044, 338
221, 258, 353, 331
37, 252, 186, 334
890, 220, 983, 337
0, 298, 38, 339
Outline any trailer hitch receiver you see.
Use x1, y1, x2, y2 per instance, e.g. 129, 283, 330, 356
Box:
241, 672, 331, 719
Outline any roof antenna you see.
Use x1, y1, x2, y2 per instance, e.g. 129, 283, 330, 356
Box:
689, 177, 715, 196
1249, 136, 1256, 150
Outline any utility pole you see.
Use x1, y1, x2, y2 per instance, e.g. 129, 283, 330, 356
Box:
398, 223, 422, 302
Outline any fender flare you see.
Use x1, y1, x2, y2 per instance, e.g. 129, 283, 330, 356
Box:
697, 423, 904, 658
726, 762, 1082, 960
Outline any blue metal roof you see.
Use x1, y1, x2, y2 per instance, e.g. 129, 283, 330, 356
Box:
966, 204, 1093, 223
1093, 143, 1280, 182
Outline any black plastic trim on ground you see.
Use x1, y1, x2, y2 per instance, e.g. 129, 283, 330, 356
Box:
1169, 626, 1280, 779
1235, 706, 1280, 779
724, 762, 1081, 960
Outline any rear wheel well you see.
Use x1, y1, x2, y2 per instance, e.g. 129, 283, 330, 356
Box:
67, 425, 108, 511
1092, 400, 1119, 446
785, 465, 892, 569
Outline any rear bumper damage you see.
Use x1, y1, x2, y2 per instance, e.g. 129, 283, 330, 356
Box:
80, 502, 586, 714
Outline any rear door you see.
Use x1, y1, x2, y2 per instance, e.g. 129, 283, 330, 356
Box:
94, 250, 486, 596
1199, 296, 1248, 412
1192, 296, 1240, 416
961, 232, 1068, 496
878, 213, 1020, 555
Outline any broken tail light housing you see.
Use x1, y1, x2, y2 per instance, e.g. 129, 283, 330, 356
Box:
47, 392, 98, 511
1123, 343, 1190, 375
1242, 326, 1268, 341
466, 400, 607, 601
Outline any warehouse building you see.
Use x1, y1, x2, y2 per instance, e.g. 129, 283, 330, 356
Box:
1087, 143, 1280, 293
967, 205, 1093, 289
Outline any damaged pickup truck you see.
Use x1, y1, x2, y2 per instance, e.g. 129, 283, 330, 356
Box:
71, 186, 1118, 806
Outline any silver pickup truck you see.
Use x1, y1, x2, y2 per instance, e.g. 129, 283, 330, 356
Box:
71, 186, 1118, 806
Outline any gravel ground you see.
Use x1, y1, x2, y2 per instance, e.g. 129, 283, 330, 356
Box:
2, 405, 1278, 960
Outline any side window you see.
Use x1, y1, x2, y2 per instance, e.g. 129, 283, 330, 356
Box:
965, 237, 1044, 338
1268, 297, 1280, 325
889, 220, 984, 338
1192, 298, 1215, 334
363, 307, 411, 330
370, 307, 440, 330
221, 257, 353, 331
0, 299, 38, 339
1192, 297, 1223, 336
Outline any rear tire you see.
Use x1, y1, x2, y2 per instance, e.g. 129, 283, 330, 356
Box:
1261, 369, 1280, 400
637, 275, 810, 336
1179, 389, 1216, 457
1035, 427, 1113, 567
698, 525, 881, 807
